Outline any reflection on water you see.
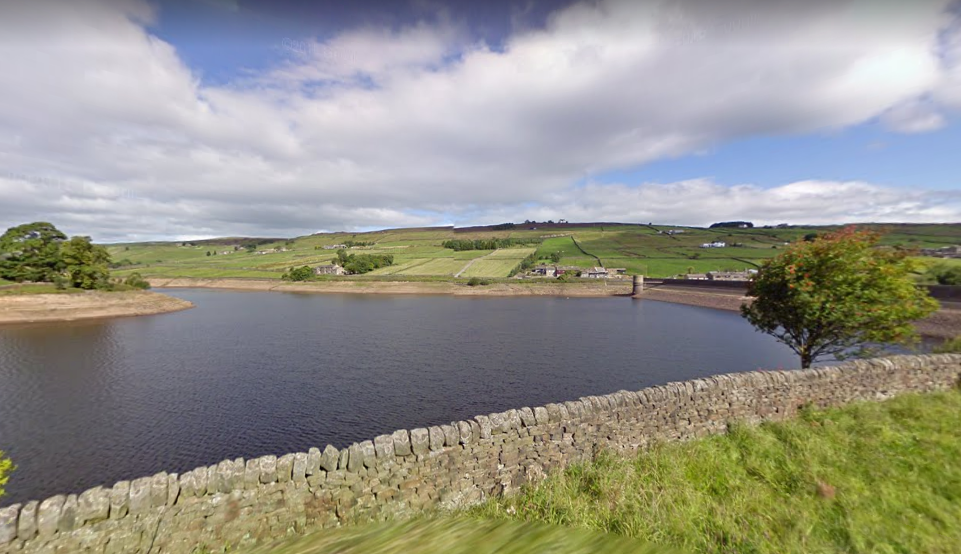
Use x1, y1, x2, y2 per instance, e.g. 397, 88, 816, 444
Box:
1, 290, 806, 504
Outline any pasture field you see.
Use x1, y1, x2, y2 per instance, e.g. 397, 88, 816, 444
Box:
104, 223, 961, 280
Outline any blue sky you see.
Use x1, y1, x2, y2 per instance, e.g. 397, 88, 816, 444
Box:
0, 0, 959, 241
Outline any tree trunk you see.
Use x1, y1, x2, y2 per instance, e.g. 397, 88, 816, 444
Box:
800, 349, 812, 369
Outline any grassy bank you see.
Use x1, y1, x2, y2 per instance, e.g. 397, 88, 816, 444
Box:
472, 389, 961, 553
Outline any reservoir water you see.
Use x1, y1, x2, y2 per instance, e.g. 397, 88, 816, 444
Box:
0, 289, 804, 505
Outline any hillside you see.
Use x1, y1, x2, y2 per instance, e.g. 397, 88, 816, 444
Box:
105, 223, 961, 280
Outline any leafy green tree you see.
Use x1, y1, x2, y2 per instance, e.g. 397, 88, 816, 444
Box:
0, 222, 67, 282
742, 228, 938, 368
61, 236, 112, 289
549, 252, 562, 263
0, 450, 12, 499
282, 266, 314, 281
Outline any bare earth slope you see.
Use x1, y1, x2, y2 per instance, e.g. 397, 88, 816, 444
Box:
0, 291, 194, 324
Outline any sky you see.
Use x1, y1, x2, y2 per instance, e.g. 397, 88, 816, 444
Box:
0, 0, 960, 242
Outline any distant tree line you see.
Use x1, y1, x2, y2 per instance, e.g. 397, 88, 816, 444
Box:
491, 223, 516, 231
710, 221, 754, 229
442, 238, 542, 251
0, 221, 149, 290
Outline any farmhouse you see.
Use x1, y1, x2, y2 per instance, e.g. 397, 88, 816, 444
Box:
323, 244, 348, 250
314, 264, 345, 276
700, 241, 727, 248
685, 273, 709, 280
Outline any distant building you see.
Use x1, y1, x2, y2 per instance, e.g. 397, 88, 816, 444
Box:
665, 229, 685, 235
708, 271, 752, 281
314, 264, 345, 276
920, 245, 961, 258
532, 265, 557, 277
581, 267, 609, 279
700, 241, 727, 248
685, 273, 709, 280
323, 244, 348, 250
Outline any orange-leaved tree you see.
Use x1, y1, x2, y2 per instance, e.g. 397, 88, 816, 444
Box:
741, 227, 937, 368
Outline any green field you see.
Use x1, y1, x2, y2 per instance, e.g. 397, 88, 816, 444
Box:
105, 223, 961, 280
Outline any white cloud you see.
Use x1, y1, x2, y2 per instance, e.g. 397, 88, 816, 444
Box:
0, 0, 958, 241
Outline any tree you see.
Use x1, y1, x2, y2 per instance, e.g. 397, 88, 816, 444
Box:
61, 236, 112, 289
741, 227, 938, 368
0, 222, 67, 282
282, 266, 314, 281
0, 450, 11, 500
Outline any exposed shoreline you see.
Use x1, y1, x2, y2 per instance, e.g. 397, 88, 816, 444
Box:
637, 285, 959, 341
0, 290, 194, 325
148, 277, 634, 297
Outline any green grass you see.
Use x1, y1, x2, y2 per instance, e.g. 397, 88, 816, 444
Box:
474, 390, 961, 554
245, 517, 672, 554
103, 223, 961, 280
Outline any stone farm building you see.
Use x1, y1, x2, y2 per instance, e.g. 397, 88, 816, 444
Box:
314, 264, 345, 276
920, 245, 961, 258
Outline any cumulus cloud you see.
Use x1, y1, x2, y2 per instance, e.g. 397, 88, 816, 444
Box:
0, 0, 958, 241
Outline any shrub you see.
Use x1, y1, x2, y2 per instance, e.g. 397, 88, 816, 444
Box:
123, 272, 151, 290
934, 336, 961, 354
467, 277, 492, 286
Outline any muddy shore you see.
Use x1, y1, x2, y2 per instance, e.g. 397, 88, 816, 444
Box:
0, 291, 194, 325
637, 285, 959, 341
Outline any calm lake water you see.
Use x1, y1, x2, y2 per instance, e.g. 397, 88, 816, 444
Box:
0, 289, 805, 505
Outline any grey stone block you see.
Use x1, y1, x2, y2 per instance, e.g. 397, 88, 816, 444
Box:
59, 494, 78, 533
0, 503, 18, 544
167, 473, 180, 506
441, 424, 458, 446
259, 455, 278, 484
359, 440, 376, 468
474, 416, 492, 439
410, 428, 430, 455
374, 434, 395, 459
277, 453, 295, 482
292, 452, 308, 482
428, 426, 445, 451
78, 486, 109, 524
128, 477, 152, 515
518, 407, 536, 427
319, 445, 340, 472
338, 447, 350, 470
347, 443, 365, 472
533, 406, 549, 425
488, 412, 509, 434
16, 501, 36, 541
109, 481, 129, 519
393, 429, 412, 456
241, 459, 259, 490
306, 447, 322, 475
457, 421, 472, 444
150, 473, 168, 507
37, 495, 64, 538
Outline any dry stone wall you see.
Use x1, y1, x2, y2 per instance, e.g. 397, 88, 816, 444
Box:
2, 353, 959, 553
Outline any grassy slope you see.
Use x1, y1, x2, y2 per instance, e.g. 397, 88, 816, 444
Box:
474, 389, 961, 554
246, 518, 672, 554
106, 223, 961, 280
